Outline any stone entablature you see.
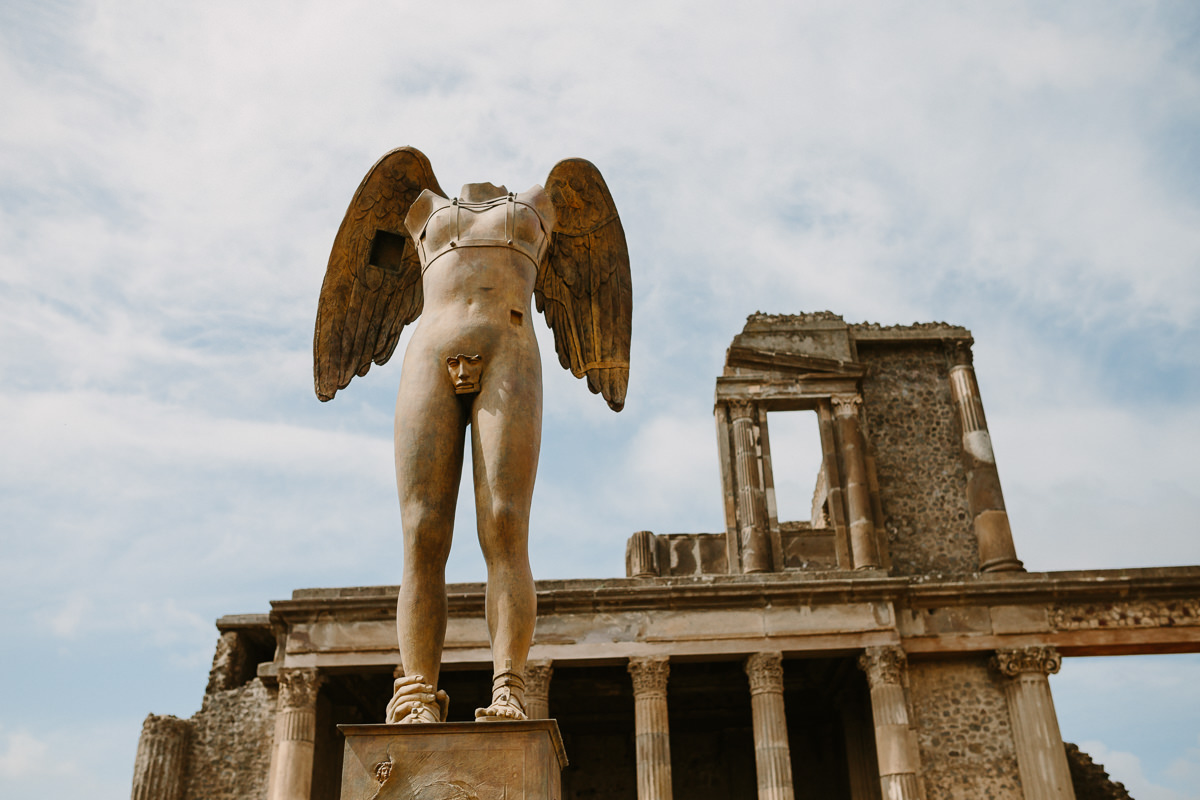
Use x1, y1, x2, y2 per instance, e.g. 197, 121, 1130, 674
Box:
257, 566, 1200, 674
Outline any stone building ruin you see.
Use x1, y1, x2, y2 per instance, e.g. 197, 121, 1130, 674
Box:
131, 312, 1200, 800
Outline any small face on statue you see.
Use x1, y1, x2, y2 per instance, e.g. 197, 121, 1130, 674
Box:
446, 354, 483, 394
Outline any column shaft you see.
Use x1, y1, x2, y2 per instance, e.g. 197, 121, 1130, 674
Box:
730, 401, 771, 572
833, 395, 880, 569
746, 653, 795, 800
993, 648, 1075, 800
859, 647, 922, 800
267, 667, 323, 800
131, 714, 191, 800
629, 656, 673, 800
948, 362, 1023, 572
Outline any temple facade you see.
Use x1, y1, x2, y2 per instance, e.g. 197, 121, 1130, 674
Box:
131, 313, 1200, 800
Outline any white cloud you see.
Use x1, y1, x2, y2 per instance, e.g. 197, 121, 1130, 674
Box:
1, 3, 1198, 799
1079, 740, 1198, 800
1166, 734, 1200, 793
0, 729, 51, 779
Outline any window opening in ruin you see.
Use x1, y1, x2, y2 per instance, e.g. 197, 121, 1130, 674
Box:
765, 411, 825, 526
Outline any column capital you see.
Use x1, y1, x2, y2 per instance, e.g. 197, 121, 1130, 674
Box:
858, 646, 906, 689
831, 394, 863, 418
991, 646, 1061, 678
278, 667, 324, 710
628, 656, 670, 697
945, 339, 975, 367
525, 660, 554, 697
727, 399, 758, 421
745, 651, 785, 695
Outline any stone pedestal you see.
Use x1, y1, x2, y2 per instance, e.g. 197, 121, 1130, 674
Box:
338, 721, 567, 800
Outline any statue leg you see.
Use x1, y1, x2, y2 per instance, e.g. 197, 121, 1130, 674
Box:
392, 355, 467, 721
469, 357, 541, 720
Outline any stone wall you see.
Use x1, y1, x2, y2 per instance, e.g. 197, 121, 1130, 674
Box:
908, 658, 1023, 799
858, 343, 978, 575
184, 678, 277, 800
1066, 743, 1134, 800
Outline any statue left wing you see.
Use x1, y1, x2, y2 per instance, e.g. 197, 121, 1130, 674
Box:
536, 158, 633, 411
314, 147, 444, 401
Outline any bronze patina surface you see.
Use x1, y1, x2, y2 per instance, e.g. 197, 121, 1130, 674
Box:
313, 148, 632, 724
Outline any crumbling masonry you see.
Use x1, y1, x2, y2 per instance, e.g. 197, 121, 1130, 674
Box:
132, 313, 1200, 800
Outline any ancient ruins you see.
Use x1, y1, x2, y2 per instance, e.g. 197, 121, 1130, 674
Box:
131, 312, 1200, 800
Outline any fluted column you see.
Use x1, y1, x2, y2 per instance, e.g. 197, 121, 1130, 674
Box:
628, 656, 673, 800
267, 667, 324, 800
745, 652, 795, 800
525, 660, 554, 720
859, 647, 922, 800
992, 647, 1075, 800
832, 394, 880, 570
729, 400, 771, 572
131, 714, 191, 800
627, 530, 660, 577
947, 346, 1023, 572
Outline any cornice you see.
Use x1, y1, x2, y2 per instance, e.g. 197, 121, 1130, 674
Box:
264, 566, 1200, 626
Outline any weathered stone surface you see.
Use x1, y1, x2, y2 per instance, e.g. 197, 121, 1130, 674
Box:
131, 312, 1200, 799
1049, 597, 1200, 630
132, 714, 191, 800
184, 678, 277, 800
858, 343, 978, 575
339, 721, 566, 800
908, 658, 1023, 799
1065, 743, 1133, 800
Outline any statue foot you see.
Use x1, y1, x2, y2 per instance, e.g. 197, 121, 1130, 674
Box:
385, 674, 449, 724
395, 701, 443, 724
475, 667, 526, 722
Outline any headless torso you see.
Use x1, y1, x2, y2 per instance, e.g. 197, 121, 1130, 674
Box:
386, 182, 556, 724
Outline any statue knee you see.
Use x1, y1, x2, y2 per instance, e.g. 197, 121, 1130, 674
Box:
401, 503, 454, 566
480, 501, 530, 562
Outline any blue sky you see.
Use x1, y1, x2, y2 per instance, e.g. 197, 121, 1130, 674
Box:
1, 2, 1198, 798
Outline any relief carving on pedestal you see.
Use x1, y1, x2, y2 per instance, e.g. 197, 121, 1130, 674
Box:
360, 749, 521, 800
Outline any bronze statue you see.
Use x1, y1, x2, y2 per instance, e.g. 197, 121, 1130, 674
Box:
314, 147, 631, 724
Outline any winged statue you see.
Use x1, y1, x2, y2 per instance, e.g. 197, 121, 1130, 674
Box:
313, 147, 632, 725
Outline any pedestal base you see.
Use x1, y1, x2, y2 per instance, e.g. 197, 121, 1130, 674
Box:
338, 721, 567, 800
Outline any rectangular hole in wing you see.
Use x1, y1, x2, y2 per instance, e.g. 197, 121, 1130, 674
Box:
369, 230, 407, 272
510, 310, 523, 326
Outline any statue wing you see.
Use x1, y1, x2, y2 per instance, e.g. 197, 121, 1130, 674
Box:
536, 158, 633, 411
313, 147, 443, 401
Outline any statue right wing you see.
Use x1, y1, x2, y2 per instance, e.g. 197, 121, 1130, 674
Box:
313, 147, 443, 401
536, 158, 633, 411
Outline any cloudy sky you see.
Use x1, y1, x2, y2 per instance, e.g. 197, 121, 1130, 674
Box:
2, 1, 1198, 798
